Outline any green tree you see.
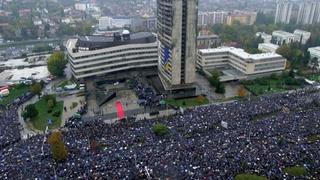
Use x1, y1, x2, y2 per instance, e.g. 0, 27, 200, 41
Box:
215, 82, 226, 94
152, 123, 169, 136
30, 82, 42, 98
22, 104, 38, 120
47, 52, 67, 77
48, 99, 55, 110
311, 57, 319, 72
48, 131, 68, 162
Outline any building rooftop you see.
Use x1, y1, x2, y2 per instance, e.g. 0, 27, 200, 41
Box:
259, 43, 279, 49
75, 32, 156, 50
199, 47, 282, 60
197, 34, 219, 39
294, 29, 311, 34
272, 30, 295, 37
308, 46, 320, 51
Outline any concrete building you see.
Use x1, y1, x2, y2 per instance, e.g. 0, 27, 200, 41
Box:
226, 10, 257, 26
297, 0, 320, 25
308, 46, 320, 61
197, 47, 287, 78
131, 16, 157, 32
256, 32, 272, 43
197, 34, 221, 49
293, 29, 311, 44
258, 43, 280, 53
198, 11, 228, 26
66, 31, 158, 79
275, 0, 293, 24
272, 30, 295, 45
157, 0, 198, 92
98, 16, 131, 30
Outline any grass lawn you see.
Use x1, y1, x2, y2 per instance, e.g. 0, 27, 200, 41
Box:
306, 134, 320, 143
234, 174, 267, 180
243, 75, 304, 96
166, 96, 209, 108
283, 166, 308, 176
58, 80, 73, 88
0, 85, 30, 106
31, 97, 64, 130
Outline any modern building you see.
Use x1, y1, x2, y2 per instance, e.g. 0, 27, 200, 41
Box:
198, 11, 228, 26
157, 0, 198, 92
275, 0, 293, 24
66, 31, 158, 79
197, 47, 287, 78
197, 34, 221, 49
256, 32, 272, 43
293, 29, 311, 44
272, 30, 296, 45
258, 43, 280, 53
297, 0, 320, 25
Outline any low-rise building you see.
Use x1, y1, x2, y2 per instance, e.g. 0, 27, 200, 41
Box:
258, 43, 279, 53
197, 34, 221, 49
293, 29, 311, 45
66, 31, 158, 79
226, 10, 257, 26
197, 47, 286, 78
272, 30, 295, 45
308, 46, 320, 63
256, 32, 272, 43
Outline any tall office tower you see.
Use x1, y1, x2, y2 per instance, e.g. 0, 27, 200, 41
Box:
275, 0, 293, 24
157, 0, 198, 95
297, 0, 320, 25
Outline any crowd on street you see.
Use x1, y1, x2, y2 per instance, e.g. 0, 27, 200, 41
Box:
0, 89, 320, 179
0, 92, 33, 149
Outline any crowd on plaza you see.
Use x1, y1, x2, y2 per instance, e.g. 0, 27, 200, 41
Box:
0, 92, 33, 150
0, 89, 320, 179
129, 78, 160, 107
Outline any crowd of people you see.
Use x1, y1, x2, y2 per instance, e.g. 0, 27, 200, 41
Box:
0, 92, 33, 150
0, 90, 320, 179
129, 78, 160, 107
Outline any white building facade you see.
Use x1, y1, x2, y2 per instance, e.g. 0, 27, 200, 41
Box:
258, 43, 279, 53
66, 32, 158, 79
197, 47, 287, 76
297, 0, 320, 25
275, 0, 293, 24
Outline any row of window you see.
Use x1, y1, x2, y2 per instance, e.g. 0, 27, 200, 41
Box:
72, 55, 158, 71
71, 46, 157, 60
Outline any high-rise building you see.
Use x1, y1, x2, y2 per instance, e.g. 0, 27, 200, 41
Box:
296, 0, 320, 25
198, 11, 228, 26
157, 0, 198, 93
275, 0, 293, 24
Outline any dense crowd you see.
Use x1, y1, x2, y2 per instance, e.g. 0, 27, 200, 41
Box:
0, 92, 33, 150
1, 90, 320, 179
129, 78, 160, 107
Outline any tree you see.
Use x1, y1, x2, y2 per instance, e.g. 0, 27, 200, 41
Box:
196, 95, 206, 104
30, 82, 42, 98
238, 86, 247, 97
22, 104, 38, 120
47, 52, 67, 77
311, 57, 319, 72
152, 123, 169, 136
215, 82, 225, 94
48, 99, 55, 110
48, 131, 68, 162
